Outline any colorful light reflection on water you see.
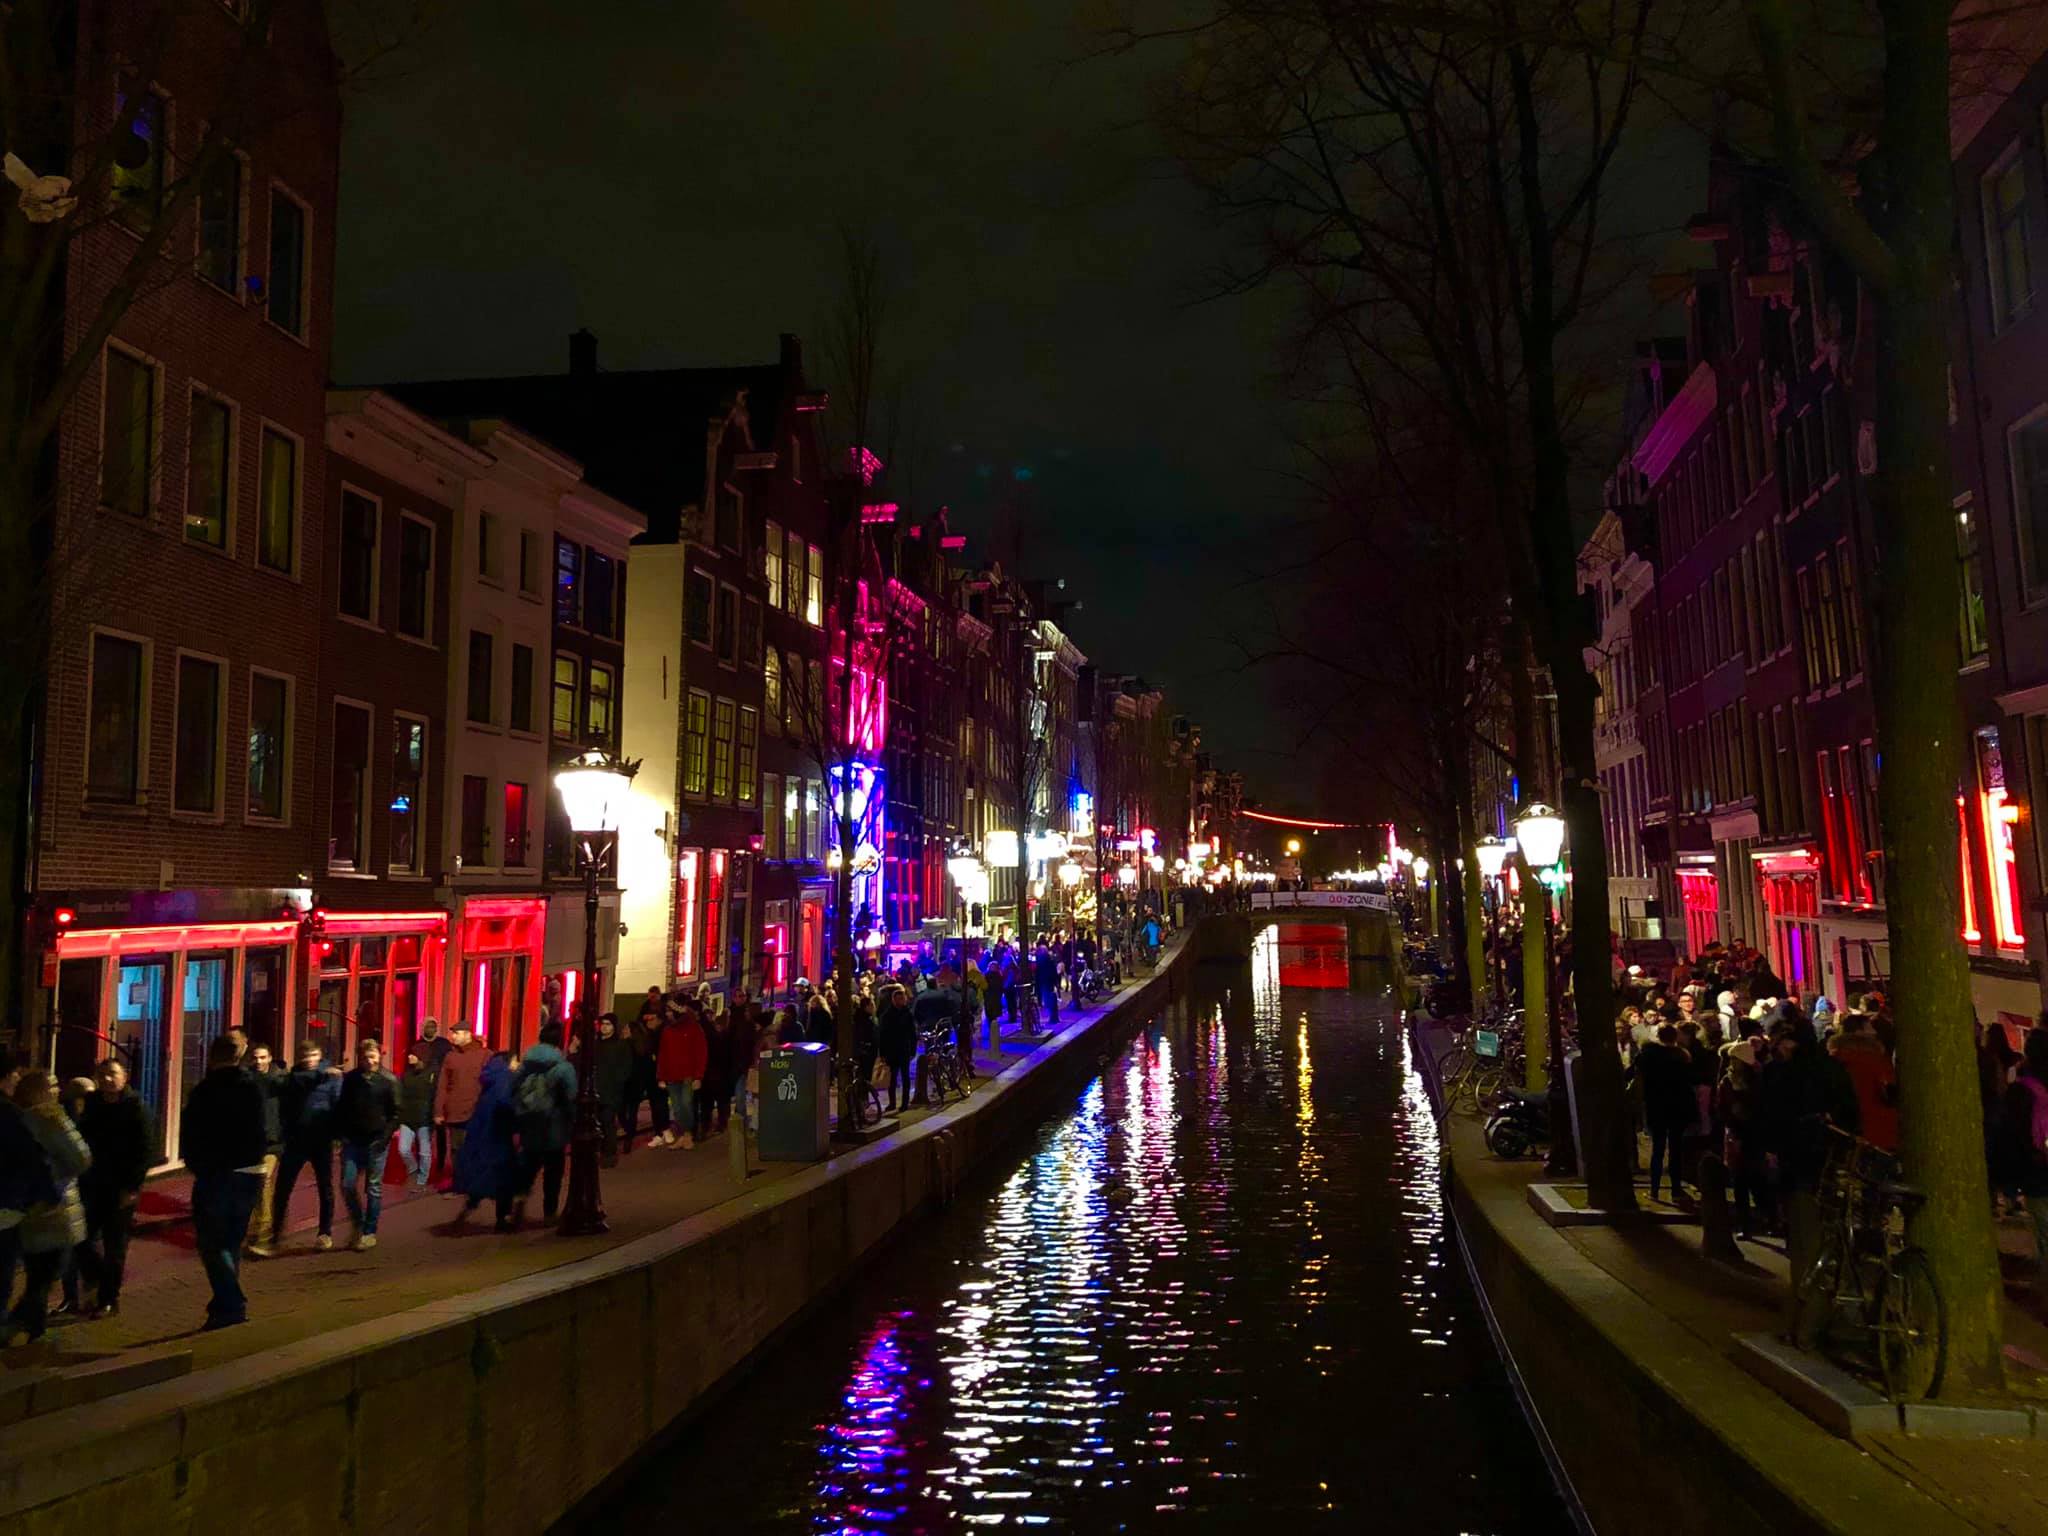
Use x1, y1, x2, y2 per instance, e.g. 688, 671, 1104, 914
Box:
587, 954, 1569, 1534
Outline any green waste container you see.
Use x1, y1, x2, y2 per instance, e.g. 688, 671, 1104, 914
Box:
758, 1042, 832, 1161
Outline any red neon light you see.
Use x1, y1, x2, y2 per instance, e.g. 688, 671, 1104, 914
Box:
320, 910, 449, 934
676, 850, 700, 978
55, 918, 300, 956
1958, 797, 1982, 943
473, 963, 490, 1041
1242, 809, 1360, 830
1980, 788, 2024, 949
53, 907, 75, 927
464, 896, 547, 920
703, 850, 728, 972
560, 967, 580, 1023
861, 502, 899, 523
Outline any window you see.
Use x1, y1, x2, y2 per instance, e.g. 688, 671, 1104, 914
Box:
676, 849, 701, 979
2013, 411, 2048, 594
186, 390, 232, 547
390, 717, 426, 875
1958, 497, 1990, 661
808, 660, 824, 741
737, 707, 758, 804
112, 86, 166, 228
764, 518, 784, 607
397, 516, 435, 641
552, 654, 580, 740
806, 543, 825, 626
587, 662, 615, 745
460, 775, 489, 866
555, 537, 581, 626
330, 702, 372, 870
740, 596, 763, 666
586, 551, 617, 639
711, 696, 737, 801
247, 670, 290, 821
784, 778, 803, 859
257, 426, 297, 573
787, 529, 807, 616
519, 529, 541, 596
86, 633, 147, 805
1740, 382, 1762, 493
716, 585, 739, 666
763, 772, 783, 857
1815, 550, 1843, 682
466, 631, 494, 724
101, 347, 156, 518
1755, 532, 1782, 654
1984, 149, 2034, 330
764, 648, 782, 734
509, 643, 535, 733
196, 151, 242, 291
478, 511, 500, 581
805, 778, 823, 859
716, 485, 742, 551
338, 487, 379, 621
173, 655, 223, 815
1837, 542, 1864, 675
503, 781, 531, 867
686, 569, 714, 646
267, 187, 308, 336
682, 689, 711, 797
703, 850, 727, 974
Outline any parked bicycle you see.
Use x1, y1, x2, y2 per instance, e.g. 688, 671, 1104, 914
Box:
919, 1029, 971, 1105
1794, 1126, 1948, 1402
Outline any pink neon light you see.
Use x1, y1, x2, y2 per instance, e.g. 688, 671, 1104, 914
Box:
1242, 809, 1360, 830
464, 896, 547, 920
55, 918, 300, 958
560, 967, 580, 1023
473, 964, 490, 1041
861, 502, 899, 523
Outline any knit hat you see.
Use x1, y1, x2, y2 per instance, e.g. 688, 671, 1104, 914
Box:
1724, 1040, 1757, 1068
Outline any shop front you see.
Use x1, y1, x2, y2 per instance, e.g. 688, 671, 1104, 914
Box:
46, 887, 310, 1164
1675, 857, 1720, 959
452, 895, 547, 1055
306, 909, 449, 1066
1754, 847, 1822, 1001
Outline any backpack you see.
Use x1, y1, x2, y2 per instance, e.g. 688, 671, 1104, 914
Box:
515, 1066, 555, 1124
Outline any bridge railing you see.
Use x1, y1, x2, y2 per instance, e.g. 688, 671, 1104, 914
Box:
1249, 890, 1394, 912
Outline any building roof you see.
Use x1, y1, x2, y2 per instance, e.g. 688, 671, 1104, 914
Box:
386, 358, 787, 543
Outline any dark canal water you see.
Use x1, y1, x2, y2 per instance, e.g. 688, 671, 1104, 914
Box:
581, 930, 1574, 1533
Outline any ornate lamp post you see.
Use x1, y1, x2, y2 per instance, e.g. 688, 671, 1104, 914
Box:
1474, 836, 1509, 1005
1513, 802, 1574, 1176
553, 749, 638, 1237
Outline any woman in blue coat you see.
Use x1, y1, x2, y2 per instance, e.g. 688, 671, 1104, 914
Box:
453, 1055, 520, 1231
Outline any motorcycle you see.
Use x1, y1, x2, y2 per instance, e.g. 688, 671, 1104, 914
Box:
1483, 1082, 1553, 1159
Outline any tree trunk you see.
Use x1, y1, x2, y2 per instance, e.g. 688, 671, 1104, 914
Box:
1868, 0, 2002, 1390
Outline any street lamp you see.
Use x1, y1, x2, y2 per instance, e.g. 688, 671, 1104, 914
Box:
1473, 835, 1509, 882
1513, 800, 1572, 1176
1056, 858, 1083, 888
553, 749, 638, 1237
1285, 837, 1302, 855
1514, 802, 1566, 870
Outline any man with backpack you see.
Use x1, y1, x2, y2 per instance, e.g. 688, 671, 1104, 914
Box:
512, 1024, 578, 1222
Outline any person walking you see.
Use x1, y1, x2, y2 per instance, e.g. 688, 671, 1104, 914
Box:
1033, 939, 1061, 1029
336, 1038, 400, 1250
700, 1007, 736, 1137
270, 1039, 342, 1253
729, 1001, 762, 1134
632, 987, 672, 1145
417, 1018, 449, 1177
879, 984, 916, 1113
75, 1058, 158, 1319
655, 1002, 708, 1149
512, 1024, 577, 1221
453, 1055, 521, 1231
1633, 1024, 1698, 1205
594, 1013, 635, 1165
0, 1047, 53, 1343
433, 1025, 488, 1178
179, 1036, 268, 1330
1996, 1029, 2048, 1295
395, 1047, 436, 1189
1827, 1013, 1898, 1153
244, 1042, 287, 1255
1717, 1041, 1773, 1237
6, 1072, 90, 1343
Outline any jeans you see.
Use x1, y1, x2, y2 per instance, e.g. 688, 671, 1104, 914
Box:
884, 1055, 912, 1111
519, 1145, 565, 1218
340, 1136, 391, 1236
274, 1140, 335, 1240
8, 1246, 62, 1338
1647, 1121, 1686, 1200
600, 1103, 630, 1159
246, 1152, 281, 1250
666, 1081, 696, 1135
79, 1187, 135, 1305
1036, 982, 1060, 1027
395, 1124, 433, 1185
192, 1171, 262, 1323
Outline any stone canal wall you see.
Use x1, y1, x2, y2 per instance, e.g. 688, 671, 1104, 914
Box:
0, 941, 1206, 1536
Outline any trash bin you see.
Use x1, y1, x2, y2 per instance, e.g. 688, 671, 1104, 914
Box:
758, 1041, 832, 1161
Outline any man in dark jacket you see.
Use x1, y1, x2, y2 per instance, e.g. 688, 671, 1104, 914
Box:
1632, 1025, 1698, 1204
180, 1035, 269, 1329
268, 1038, 342, 1254
594, 1014, 635, 1165
76, 1057, 159, 1318
1032, 940, 1061, 1028
395, 1048, 436, 1189
336, 1038, 400, 1250
878, 986, 917, 1112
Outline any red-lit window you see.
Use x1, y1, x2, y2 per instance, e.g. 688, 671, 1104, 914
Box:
676, 849, 701, 977
763, 922, 789, 991
1837, 747, 1869, 904
703, 850, 727, 974
1976, 727, 2025, 951
1816, 750, 1845, 898
502, 781, 529, 867
1958, 798, 1982, 944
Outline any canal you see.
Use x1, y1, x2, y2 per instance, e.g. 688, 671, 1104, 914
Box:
579, 930, 1574, 1533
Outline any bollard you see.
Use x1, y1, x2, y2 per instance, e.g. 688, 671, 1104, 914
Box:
730, 1104, 749, 1183
1696, 1153, 1742, 1263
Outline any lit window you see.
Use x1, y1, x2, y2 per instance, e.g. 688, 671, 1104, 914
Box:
102, 347, 157, 519
186, 391, 232, 547
552, 654, 580, 740
676, 849, 701, 977
710, 696, 736, 801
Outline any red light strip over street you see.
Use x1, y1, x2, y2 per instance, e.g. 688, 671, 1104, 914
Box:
1240, 809, 1363, 830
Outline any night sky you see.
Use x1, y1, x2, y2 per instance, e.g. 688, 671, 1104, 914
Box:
336, 0, 1308, 797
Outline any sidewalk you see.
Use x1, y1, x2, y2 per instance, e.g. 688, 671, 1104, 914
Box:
1418, 1020, 2048, 1536
1, 985, 1143, 1390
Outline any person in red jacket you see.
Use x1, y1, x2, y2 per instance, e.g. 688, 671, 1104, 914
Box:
1827, 1012, 1898, 1152
654, 1002, 708, 1149
432, 1027, 489, 1171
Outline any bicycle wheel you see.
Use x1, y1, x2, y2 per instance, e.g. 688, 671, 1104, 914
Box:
1876, 1247, 1947, 1402
1794, 1222, 1850, 1353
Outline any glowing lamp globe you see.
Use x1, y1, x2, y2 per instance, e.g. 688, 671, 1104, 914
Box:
1514, 803, 1567, 870
554, 751, 635, 835
1117, 865, 1139, 886
1412, 856, 1430, 881
1473, 836, 1509, 881
1056, 859, 1084, 888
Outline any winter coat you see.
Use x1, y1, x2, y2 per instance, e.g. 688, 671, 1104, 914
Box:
806, 998, 836, 1046
1759, 1048, 1858, 1191
656, 1014, 708, 1085
78, 1090, 160, 1196
424, 1032, 454, 1075
1829, 1033, 1898, 1152
1995, 1072, 2048, 1197
434, 1039, 489, 1125
1633, 1043, 1697, 1129
397, 1066, 436, 1129
594, 1033, 636, 1109
729, 1012, 761, 1080
0, 1098, 58, 1220
776, 1009, 806, 1046
251, 1063, 286, 1151
276, 1064, 342, 1148
454, 1057, 520, 1201
513, 1043, 578, 1153
1033, 950, 1060, 989
180, 1064, 269, 1179
336, 1067, 401, 1143
19, 1102, 91, 1253
700, 1017, 731, 1095
912, 986, 959, 1035
878, 1001, 917, 1064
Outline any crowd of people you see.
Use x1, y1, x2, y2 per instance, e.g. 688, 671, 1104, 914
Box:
2, 916, 1171, 1345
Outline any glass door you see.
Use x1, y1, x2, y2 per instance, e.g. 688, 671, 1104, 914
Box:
243, 944, 288, 1055
180, 951, 232, 1102
115, 955, 173, 1150
313, 971, 351, 1065
53, 958, 107, 1085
